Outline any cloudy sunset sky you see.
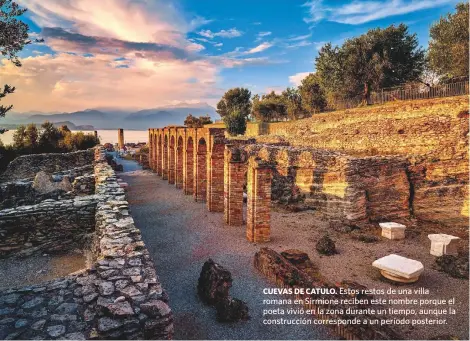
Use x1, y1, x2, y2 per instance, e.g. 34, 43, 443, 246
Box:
1, 0, 460, 113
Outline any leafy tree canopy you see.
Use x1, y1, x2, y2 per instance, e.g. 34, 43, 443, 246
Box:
223, 110, 247, 136
216, 88, 252, 118
428, 2, 469, 80
316, 24, 426, 104
298, 73, 327, 114
184, 114, 213, 128
0, 0, 30, 119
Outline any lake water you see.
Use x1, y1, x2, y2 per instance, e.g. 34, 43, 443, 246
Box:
0, 129, 149, 146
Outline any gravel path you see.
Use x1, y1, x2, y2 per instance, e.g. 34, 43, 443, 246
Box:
120, 160, 468, 340
120, 164, 333, 340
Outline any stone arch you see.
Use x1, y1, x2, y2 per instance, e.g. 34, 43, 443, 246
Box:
194, 137, 207, 202
176, 135, 184, 189
157, 134, 162, 175
163, 134, 168, 180
184, 136, 194, 195
169, 135, 176, 184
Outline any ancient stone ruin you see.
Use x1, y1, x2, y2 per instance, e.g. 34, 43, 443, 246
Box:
0, 148, 173, 340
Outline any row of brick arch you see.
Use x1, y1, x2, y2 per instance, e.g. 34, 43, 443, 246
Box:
148, 126, 272, 243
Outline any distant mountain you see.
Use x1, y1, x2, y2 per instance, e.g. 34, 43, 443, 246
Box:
4, 103, 219, 130
125, 102, 218, 129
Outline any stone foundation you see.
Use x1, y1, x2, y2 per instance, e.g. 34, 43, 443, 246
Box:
0, 149, 94, 182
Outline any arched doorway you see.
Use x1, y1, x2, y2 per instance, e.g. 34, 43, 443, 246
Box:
184, 137, 194, 195
176, 136, 184, 189
157, 135, 162, 175
194, 137, 207, 202
169, 135, 176, 184
163, 135, 168, 180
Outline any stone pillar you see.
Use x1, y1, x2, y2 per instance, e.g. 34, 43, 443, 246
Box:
246, 158, 272, 243
162, 134, 168, 180
118, 129, 124, 150
224, 145, 245, 225
194, 138, 207, 202
207, 138, 224, 212
168, 136, 175, 184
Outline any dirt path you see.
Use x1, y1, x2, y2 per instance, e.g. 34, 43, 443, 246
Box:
119, 165, 333, 340
119, 159, 468, 340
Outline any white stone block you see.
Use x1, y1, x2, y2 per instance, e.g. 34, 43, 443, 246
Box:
379, 222, 406, 240
373, 254, 424, 283
428, 234, 460, 256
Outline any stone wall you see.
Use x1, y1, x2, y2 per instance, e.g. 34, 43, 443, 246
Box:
0, 196, 97, 258
0, 149, 94, 182
0, 147, 173, 340
237, 143, 410, 226
72, 174, 96, 195
237, 97, 469, 228
0, 166, 94, 209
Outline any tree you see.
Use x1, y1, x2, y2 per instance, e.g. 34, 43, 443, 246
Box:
316, 24, 426, 104
24, 123, 38, 150
184, 114, 213, 128
216, 88, 252, 118
428, 2, 469, 80
12, 124, 26, 149
223, 110, 247, 136
0, 0, 30, 121
281, 87, 304, 120
298, 73, 327, 114
252, 91, 287, 122
39, 121, 61, 152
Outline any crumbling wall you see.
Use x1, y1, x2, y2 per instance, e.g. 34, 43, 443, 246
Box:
0, 147, 173, 340
0, 149, 94, 182
0, 166, 94, 209
0, 197, 97, 258
237, 143, 410, 226
237, 97, 469, 228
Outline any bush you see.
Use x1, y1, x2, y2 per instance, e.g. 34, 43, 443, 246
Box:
223, 110, 247, 136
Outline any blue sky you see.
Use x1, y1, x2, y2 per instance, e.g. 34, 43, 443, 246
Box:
2, 0, 461, 113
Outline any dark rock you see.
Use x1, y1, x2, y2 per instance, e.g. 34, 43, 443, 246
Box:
55, 303, 78, 314
14, 319, 29, 329
197, 259, 232, 305
64, 332, 86, 340
435, 255, 469, 279
315, 235, 337, 256
216, 297, 249, 322
105, 301, 134, 317
31, 319, 46, 331
98, 317, 123, 332
140, 300, 171, 318
47, 325, 65, 337
21, 297, 44, 309
280, 249, 310, 266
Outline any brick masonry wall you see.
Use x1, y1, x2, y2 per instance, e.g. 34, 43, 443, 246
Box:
237, 144, 411, 226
